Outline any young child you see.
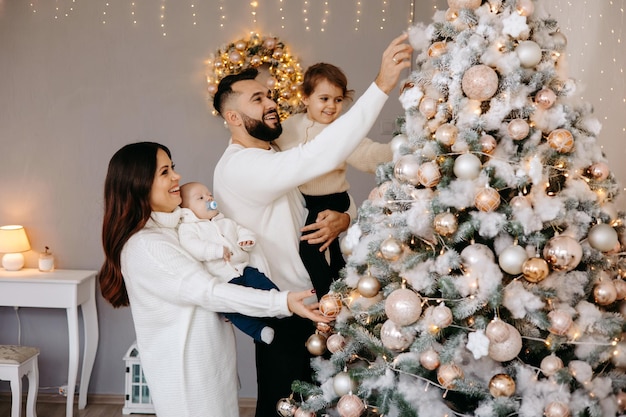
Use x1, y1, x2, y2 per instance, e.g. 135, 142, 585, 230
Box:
273, 63, 394, 297
178, 181, 278, 344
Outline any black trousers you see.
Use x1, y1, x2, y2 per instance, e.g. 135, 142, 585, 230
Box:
254, 315, 315, 417
300, 192, 350, 297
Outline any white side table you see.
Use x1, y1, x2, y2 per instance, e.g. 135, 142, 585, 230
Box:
0, 268, 99, 417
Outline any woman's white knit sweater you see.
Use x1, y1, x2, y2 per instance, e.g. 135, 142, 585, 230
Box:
121, 208, 290, 417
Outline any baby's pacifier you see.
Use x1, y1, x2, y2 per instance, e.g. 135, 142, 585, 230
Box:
206, 200, 218, 210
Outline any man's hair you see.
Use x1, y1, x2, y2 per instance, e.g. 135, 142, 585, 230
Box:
213, 68, 259, 117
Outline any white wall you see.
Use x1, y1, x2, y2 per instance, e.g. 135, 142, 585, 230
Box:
0, 0, 624, 400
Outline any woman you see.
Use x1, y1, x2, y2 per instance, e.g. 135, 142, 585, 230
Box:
99, 142, 328, 417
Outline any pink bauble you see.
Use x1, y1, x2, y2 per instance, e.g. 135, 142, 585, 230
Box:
543, 235, 582, 272
263, 37, 277, 49
516, 0, 534, 16
336, 394, 365, 417
548, 310, 572, 335
544, 401, 570, 417
488, 323, 522, 361
234, 39, 247, 51
327, 333, 347, 353
617, 391, 626, 413
447, 0, 482, 10
380, 319, 416, 351
417, 161, 442, 188
593, 281, 617, 305
228, 50, 243, 63
479, 134, 497, 154
587, 162, 610, 180
294, 408, 316, 417
437, 363, 464, 388
486, 319, 510, 343
428, 41, 447, 58
507, 118, 530, 140
462, 65, 499, 101
420, 349, 441, 370
434, 212, 458, 236
535, 88, 557, 109
266, 77, 277, 89
419, 96, 439, 118
207, 83, 218, 95
319, 293, 342, 317
475, 187, 501, 212
385, 288, 422, 326
540, 354, 564, 376
547, 129, 574, 153
614, 280, 626, 300
435, 123, 458, 146
431, 304, 453, 328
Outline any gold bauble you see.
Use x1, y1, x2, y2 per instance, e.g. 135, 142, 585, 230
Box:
357, 275, 381, 298
614, 280, 626, 300
316, 322, 332, 334
435, 123, 458, 146
380, 236, 404, 261
437, 364, 464, 389
475, 187, 501, 212
544, 401, 570, 417
587, 162, 610, 181
234, 39, 247, 51
417, 161, 442, 188
305, 333, 327, 356
543, 235, 582, 272
319, 293, 343, 317
547, 128, 574, 153
434, 212, 458, 236
419, 349, 440, 370
617, 391, 626, 413
479, 134, 497, 154
522, 257, 550, 283
428, 41, 447, 58
488, 374, 516, 397
594, 281, 618, 306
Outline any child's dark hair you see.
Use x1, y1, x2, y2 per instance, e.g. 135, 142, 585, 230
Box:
302, 63, 354, 101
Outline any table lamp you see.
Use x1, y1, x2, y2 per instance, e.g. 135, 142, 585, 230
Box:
0, 225, 31, 271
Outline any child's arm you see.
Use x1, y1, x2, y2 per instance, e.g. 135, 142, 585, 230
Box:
179, 225, 228, 262
347, 137, 393, 173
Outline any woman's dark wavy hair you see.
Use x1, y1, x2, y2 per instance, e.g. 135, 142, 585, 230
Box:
99, 141, 171, 307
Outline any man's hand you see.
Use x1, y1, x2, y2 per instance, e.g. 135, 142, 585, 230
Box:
375, 33, 413, 94
301, 209, 350, 252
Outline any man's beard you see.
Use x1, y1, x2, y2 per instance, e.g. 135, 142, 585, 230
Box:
241, 110, 283, 142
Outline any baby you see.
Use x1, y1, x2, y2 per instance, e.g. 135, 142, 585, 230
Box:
178, 181, 278, 344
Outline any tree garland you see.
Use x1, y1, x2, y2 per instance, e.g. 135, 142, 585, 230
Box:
207, 32, 304, 120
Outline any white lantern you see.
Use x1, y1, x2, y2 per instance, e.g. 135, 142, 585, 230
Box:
123, 342, 156, 414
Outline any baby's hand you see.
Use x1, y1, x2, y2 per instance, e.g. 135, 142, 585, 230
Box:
223, 247, 232, 262
239, 240, 254, 247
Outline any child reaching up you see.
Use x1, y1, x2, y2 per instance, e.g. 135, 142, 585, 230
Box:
178, 181, 278, 344
273, 63, 393, 297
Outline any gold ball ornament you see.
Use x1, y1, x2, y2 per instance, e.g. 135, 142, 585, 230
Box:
489, 374, 516, 397
587, 162, 610, 181
319, 293, 343, 317
417, 161, 442, 188
507, 118, 530, 140
462, 65, 499, 101
547, 129, 574, 153
357, 275, 381, 298
250, 54, 262, 66
445, 8, 459, 21
437, 363, 464, 389
294, 408, 315, 417
419, 96, 439, 118
540, 354, 564, 376
385, 288, 422, 326
316, 322, 332, 334
276, 397, 298, 417
428, 41, 447, 58
535, 87, 557, 109
475, 187, 501, 212
333, 371, 358, 396
544, 401, 570, 417
434, 212, 458, 236
479, 134, 497, 154
516, 40, 542, 68
447, 0, 482, 10
522, 257, 550, 283
594, 280, 617, 305
272, 48, 284, 60
435, 123, 458, 146
394, 155, 421, 186
327, 333, 346, 353
617, 391, 626, 413
486, 319, 510, 343
543, 235, 582, 272
488, 323, 523, 361
548, 310, 572, 335
336, 394, 365, 417
305, 333, 327, 356
263, 37, 277, 49
420, 349, 441, 370
498, 244, 529, 275
380, 319, 416, 351
614, 280, 626, 300
380, 236, 403, 261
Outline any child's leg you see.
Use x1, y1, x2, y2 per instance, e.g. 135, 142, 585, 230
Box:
229, 267, 279, 291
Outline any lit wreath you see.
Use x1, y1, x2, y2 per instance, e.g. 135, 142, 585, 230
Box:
207, 32, 304, 120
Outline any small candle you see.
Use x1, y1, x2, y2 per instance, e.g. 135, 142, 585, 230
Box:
39, 246, 55, 272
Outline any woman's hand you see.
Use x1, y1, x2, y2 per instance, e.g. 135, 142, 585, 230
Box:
287, 289, 333, 323
300, 210, 350, 252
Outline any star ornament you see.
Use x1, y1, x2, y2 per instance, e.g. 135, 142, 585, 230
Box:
466, 329, 490, 359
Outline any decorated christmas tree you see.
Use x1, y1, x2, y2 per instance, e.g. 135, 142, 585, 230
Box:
279, 0, 626, 416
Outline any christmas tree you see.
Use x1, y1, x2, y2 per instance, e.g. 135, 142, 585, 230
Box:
278, 0, 626, 416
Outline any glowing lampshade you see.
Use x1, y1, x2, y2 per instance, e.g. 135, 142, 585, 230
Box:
0, 225, 31, 271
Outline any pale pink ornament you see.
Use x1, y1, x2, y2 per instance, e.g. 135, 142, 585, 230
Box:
614, 280, 626, 300
294, 408, 315, 417
462, 65, 499, 101
588, 223, 619, 252
488, 323, 522, 361
266, 77, 277, 89
263, 37, 277, 49
385, 288, 422, 326
617, 391, 626, 413
336, 394, 365, 417
420, 349, 441, 370
380, 319, 415, 351
543, 235, 582, 272
475, 187, 501, 212
587, 162, 610, 181
394, 155, 421, 186
507, 118, 530, 140
390, 134, 408, 154
380, 236, 403, 261
535, 88, 557, 109
548, 310, 572, 335
319, 293, 342, 317
445, 8, 459, 21
516, 0, 534, 16
479, 134, 497, 154
594, 280, 617, 305
437, 363, 464, 389
419, 96, 439, 118
431, 304, 453, 328
544, 401, 570, 417
327, 333, 346, 353
234, 39, 247, 51
333, 371, 357, 396
434, 212, 458, 236
488, 374, 516, 397
540, 354, 564, 376
447, 0, 481, 10
498, 245, 528, 275
417, 161, 442, 188
428, 41, 447, 58
207, 83, 218, 95
250, 55, 262, 66
486, 319, 510, 343
516, 40, 542, 68
305, 333, 327, 356
435, 123, 458, 146
510, 194, 531, 210
228, 50, 244, 63
357, 275, 381, 298
547, 129, 574, 153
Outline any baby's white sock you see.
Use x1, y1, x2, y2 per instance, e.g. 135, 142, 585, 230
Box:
260, 327, 275, 344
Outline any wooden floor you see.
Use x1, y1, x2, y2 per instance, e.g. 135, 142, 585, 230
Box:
0, 398, 256, 417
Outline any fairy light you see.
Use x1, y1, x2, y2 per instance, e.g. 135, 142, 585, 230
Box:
191, 3, 196, 26
321, 1, 329, 32
131, 2, 137, 25
102, 2, 109, 25
29, 3, 37, 13
219, 1, 225, 28
160, 1, 166, 36
303, 0, 310, 31
355, 1, 362, 31
279, 0, 285, 29
408, 0, 414, 25
380, 0, 387, 30
250, 1, 258, 26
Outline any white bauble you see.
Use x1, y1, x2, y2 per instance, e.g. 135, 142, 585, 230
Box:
390, 134, 409, 154
461, 243, 495, 266
540, 354, 564, 376
394, 155, 421, 185
380, 319, 416, 351
333, 371, 358, 396
498, 245, 529, 275
588, 223, 619, 252
488, 323, 522, 361
453, 153, 482, 180
516, 41, 542, 68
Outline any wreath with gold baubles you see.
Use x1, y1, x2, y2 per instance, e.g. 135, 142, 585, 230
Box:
207, 32, 304, 121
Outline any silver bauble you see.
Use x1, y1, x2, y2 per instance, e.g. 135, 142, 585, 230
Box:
380, 236, 403, 261
394, 155, 421, 185
357, 275, 381, 298
333, 371, 358, 396
462, 64, 499, 101
380, 319, 416, 351
540, 354, 564, 376
305, 333, 327, 356
453, 153, 482, 180
488, 323, 522, 361
543, 235, 582, 272
276, 397, 298, 417
498, 245, 529, 275
385, 288, 422, 326
588, 223, 619, 252
516, 40, 542, 68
